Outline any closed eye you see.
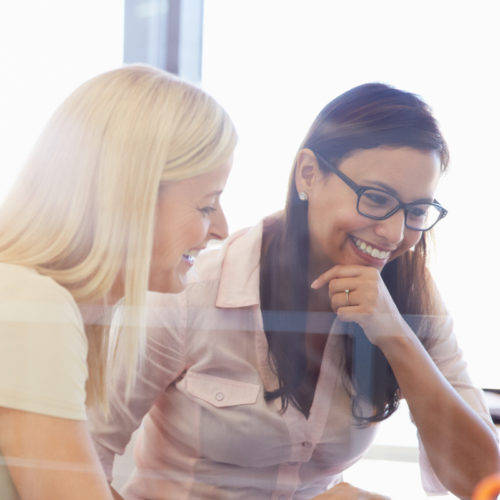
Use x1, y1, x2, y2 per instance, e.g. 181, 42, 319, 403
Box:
408, 206, 427, 216
198, 206, 217, 216
407, 205, 429, 219
363, 190, 394, 207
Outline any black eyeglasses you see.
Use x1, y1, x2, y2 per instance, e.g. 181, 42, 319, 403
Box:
314, 152, 448, 231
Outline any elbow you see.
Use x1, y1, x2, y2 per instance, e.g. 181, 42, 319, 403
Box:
449, 445, 500, 499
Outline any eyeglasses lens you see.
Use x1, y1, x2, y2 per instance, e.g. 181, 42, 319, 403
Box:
358, 189, 441, 230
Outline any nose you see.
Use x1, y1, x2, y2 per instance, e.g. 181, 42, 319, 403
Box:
374, 209, 406, 246
208, 205, 229, 241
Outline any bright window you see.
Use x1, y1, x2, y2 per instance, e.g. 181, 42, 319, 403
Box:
0, 0, 124, 201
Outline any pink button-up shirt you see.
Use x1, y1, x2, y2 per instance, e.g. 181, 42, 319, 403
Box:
90, 222, 496, 499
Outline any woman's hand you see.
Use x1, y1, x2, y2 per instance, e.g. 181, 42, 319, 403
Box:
311, 264, 407, 348
311, 481, 390, 499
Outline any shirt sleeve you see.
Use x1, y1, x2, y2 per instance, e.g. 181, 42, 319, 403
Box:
89, 290, 188, 481
413, 312, 498, 495
0, 272, 88, 420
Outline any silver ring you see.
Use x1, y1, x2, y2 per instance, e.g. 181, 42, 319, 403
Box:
345, 289, 350, 306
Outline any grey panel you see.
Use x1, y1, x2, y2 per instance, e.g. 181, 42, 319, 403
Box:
124, 0, 203, 83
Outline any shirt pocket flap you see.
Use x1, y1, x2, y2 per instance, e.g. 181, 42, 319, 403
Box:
185, 372, 260, 408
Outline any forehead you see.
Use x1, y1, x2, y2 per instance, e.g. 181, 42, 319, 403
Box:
338, 147, 442, 201
163, 160, 232, 199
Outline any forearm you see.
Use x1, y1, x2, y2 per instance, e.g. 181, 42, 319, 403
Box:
380, 322, 500, 498
0, 408, 115, 500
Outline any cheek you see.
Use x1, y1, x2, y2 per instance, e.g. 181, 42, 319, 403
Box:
193, 216, 211, 243
391, 231, 422, 260
308, 210, 365, 258
404, 230, 422, 250
311, 209, 366, 238
177, 212, 211, 252
153, 211, 203, 262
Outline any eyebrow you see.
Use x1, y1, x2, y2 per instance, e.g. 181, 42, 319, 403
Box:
365, 180, 434, 203
201, 190, 223, 199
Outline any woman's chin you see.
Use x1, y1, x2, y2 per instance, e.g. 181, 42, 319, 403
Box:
148, 270, 187, 294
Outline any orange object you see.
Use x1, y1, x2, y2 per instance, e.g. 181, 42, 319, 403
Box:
473, 473, 500, 500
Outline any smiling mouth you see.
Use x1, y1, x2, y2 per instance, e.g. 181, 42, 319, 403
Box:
351, 236, 391, 260
182, 251, 197, 265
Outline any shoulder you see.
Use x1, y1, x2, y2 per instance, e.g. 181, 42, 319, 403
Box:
0, 263, 84, 335
0, 264, 88, 419
192, 225, 259, 280
0, 262, 85, 343
192, 224, 261, 286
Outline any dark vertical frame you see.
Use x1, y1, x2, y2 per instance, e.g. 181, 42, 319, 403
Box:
166, 0, 181, 74
123, 0, 203, 83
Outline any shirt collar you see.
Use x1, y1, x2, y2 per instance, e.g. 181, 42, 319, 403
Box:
215, 221, 263, 308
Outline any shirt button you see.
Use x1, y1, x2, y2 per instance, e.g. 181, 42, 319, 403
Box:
301, 441, 312, 448
215, 392, 225, 401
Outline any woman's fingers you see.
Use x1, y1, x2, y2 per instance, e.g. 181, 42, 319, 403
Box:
330, 289, 359, 312
336, 305, 366, 323
312, 264, 403, 346
328, 278, 368, 314
328, 278, 358, 297
311, 265, 367, 290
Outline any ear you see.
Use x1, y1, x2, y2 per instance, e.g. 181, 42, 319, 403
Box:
294, 148, 322, 197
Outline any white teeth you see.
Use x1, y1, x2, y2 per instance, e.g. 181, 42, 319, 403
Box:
353, 238, 390, 260
183, 254, 195, 264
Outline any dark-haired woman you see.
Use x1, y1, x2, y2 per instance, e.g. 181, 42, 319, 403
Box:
90, 84, 499, 499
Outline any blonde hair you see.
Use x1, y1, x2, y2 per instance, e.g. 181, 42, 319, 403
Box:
0, 64, 237, 408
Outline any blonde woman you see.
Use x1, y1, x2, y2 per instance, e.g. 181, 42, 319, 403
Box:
0, 65, 236, 500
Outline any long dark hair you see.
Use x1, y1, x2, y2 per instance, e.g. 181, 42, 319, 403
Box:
260, 83, 449, 423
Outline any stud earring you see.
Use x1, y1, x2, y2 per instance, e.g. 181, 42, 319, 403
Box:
298, 191, 308, 201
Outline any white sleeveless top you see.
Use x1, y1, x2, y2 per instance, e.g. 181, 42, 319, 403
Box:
0, 263, 88, 499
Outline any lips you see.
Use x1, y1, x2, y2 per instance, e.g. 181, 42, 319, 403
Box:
182, 254, 195, 265
181, 248, 204, 266
350, 236, 392, 260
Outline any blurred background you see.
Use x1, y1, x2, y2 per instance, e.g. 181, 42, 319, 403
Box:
1, 1, 498, 498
